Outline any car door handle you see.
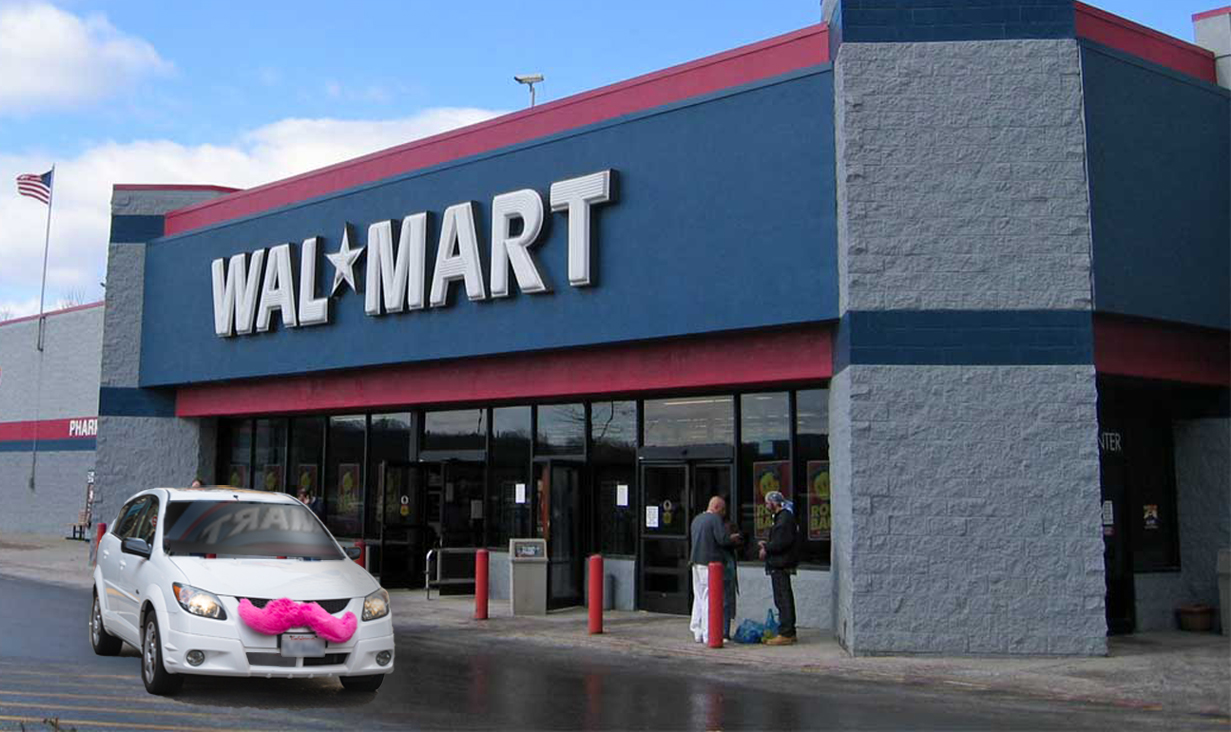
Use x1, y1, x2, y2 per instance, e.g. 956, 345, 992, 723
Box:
102, 550, 109, 559
119, 561, 127, 570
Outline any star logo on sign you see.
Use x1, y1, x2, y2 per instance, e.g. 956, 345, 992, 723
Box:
325, 225, 364, 296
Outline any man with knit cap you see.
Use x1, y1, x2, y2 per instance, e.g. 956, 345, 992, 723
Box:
758, 490, 798, 645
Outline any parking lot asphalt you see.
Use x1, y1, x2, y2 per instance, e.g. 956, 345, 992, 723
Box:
2, 530, 1227, 723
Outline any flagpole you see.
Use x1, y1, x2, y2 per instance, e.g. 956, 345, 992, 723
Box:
36, 164, 55, 351
29, 164, 53, 492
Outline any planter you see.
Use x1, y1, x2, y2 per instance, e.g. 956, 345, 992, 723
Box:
1176, 604, 1216, 632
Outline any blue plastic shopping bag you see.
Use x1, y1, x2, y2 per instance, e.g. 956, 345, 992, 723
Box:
763, 608, 780, 641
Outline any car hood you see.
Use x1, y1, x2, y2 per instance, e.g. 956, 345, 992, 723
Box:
168, 557, 379, 601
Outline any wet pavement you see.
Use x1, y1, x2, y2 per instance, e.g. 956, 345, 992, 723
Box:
1, 575, 1226, 730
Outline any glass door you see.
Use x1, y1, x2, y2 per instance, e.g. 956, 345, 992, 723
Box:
639, 464, 690, 615
538, 460, 585, 609
378, 461, 428, 588
435, 461, 486, 548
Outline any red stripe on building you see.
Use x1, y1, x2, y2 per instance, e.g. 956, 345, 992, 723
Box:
1093, 315, 1230, 387
176, 325, 835, 418
0, 417, 99, 441
1192, 6, 1231, 22
163, 24, 830, 236
0, 301, 104, 329
1075, 2, 1217, 84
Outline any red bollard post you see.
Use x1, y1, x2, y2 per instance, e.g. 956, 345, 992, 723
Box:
588, 554, 603, 634
475, 549, 489, 620
708, 561, 724, 648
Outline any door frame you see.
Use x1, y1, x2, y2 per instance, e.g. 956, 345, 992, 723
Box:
378, 460, 424, 588
534, 458, 588, 610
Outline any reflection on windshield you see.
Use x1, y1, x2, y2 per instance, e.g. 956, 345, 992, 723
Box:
163, 500, 344, 559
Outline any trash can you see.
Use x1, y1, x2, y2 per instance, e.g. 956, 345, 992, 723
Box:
1218, 548, 1229, 636
509, 538, 548, 615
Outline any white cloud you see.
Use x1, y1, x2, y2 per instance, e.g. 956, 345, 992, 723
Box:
0, 106, 502, 317
0, 2, 173, 115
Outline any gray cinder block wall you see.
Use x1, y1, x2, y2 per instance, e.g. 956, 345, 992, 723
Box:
830, 39, 1106, 655
1135, 418, 1231, 630
0, 306, 103, 534
93, 187, 228, 525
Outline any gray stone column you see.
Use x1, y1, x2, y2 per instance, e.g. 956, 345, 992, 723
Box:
94, 188, 228, 522
830, 39, 1106, 655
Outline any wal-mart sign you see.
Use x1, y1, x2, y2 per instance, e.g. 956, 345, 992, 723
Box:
210, 170, 613, 338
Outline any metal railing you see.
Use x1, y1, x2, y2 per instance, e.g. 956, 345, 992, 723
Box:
424, 547, 479, 600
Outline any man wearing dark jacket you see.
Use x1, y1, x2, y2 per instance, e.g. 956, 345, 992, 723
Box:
758, 490, 798, 645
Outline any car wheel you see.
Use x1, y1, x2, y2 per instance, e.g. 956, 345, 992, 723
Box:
141, 613, 184, 696
90, 592, 123, 656
340, 674, 384, 692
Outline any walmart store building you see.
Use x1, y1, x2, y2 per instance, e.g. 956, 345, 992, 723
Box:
9, 0, 1231, 656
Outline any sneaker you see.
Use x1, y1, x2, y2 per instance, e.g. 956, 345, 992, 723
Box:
763, 634, 797, 646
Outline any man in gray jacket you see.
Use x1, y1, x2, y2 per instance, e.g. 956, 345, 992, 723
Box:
689, 496, 741, 643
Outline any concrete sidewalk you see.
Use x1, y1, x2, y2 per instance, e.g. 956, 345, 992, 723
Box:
4, 530, 1228, 722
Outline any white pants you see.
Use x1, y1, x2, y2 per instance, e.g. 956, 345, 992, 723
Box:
689, 564, 710, 643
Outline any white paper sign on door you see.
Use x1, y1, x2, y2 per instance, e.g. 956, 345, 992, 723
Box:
616, 483, 629, 508
646, 505, 660, 528
515, 483, 527, 504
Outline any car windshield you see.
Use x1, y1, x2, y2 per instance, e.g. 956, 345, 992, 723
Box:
163, 500, 345, 560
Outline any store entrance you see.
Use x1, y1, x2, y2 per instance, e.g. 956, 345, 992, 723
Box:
378, 460, 484, 589
638, 462, 732, 615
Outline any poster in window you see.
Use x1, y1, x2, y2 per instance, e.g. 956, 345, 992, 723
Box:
228, 464, 248, 489
806, 460, 831, 541
337, 463, 362, 520
1143, 504, 1160, 531
753, 460, 792, 540
297, 464, 319, 495
262, 464, 283, 493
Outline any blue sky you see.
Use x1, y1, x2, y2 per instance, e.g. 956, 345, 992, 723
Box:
0, 0, 1220, 317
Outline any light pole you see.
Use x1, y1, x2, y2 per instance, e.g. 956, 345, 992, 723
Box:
514, 74, 543, 108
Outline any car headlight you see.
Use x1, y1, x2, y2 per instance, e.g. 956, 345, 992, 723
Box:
363, 588, 390, 621
172, 583, 227, 620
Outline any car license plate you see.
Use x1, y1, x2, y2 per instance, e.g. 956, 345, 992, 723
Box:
280, 632, 326, 658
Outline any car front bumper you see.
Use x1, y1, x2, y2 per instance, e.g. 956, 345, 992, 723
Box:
161, 597, 394, 678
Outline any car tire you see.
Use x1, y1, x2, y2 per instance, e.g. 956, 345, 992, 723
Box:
90, 592, 123, 656
340, 674, 384, 692
141, 613, 184, 696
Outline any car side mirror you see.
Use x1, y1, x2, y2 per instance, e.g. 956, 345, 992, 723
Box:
122, 537, 152, 559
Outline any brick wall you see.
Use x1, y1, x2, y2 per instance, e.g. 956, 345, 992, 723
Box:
831, 38, 1105, 655
836, 40, 1093, 314
0, 306, 102, 534
834, 365, 1104, 653
836, 0, 1075, 44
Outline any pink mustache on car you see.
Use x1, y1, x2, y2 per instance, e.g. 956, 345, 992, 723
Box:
236, 597, 357, 643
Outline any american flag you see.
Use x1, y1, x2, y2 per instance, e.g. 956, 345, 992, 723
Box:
16, 170, 53, 204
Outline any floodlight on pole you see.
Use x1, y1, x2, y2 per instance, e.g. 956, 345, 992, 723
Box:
514, 74, 544, 108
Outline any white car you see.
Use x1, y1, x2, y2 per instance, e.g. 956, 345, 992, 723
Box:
90, 486, 395, 695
